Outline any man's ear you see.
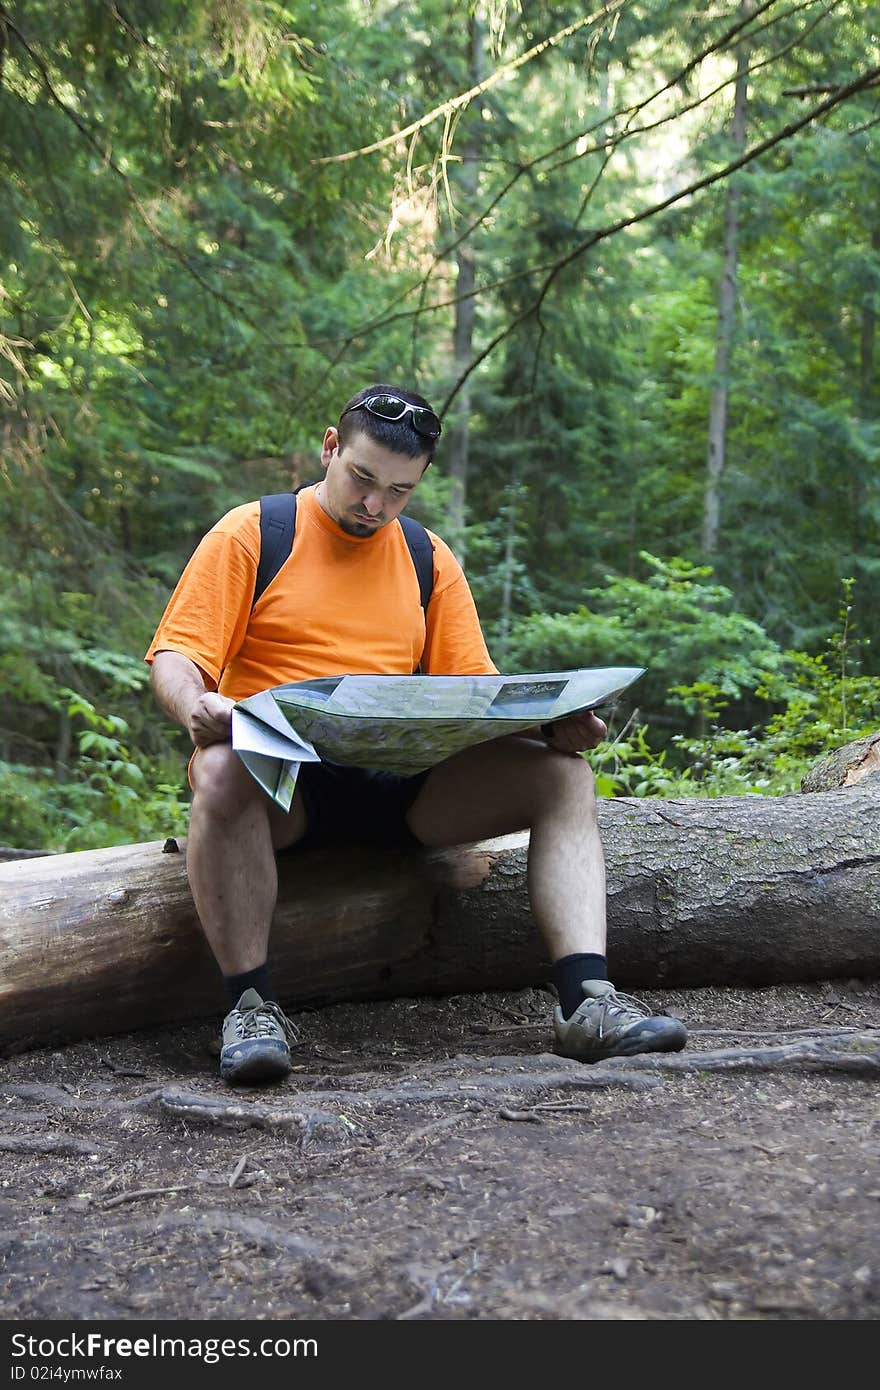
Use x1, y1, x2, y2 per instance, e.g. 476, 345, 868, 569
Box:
320, 426, 340, 468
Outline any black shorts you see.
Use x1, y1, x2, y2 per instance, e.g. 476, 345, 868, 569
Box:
292, 761, 430, 850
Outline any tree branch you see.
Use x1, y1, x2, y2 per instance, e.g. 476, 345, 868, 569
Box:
783, 76, 880, 96
313, 2, 628, 165
440, 60, 880, 412
314, 0, 836, 366
0, 6, 272, 339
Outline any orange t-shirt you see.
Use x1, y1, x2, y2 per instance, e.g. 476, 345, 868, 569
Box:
145, 485, 497, 699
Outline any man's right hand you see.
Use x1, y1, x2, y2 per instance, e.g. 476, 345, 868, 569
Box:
188, 692, 235, 747
150, 650, 235, 748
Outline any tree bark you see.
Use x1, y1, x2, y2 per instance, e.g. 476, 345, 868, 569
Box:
443, 12, 485, 563
702, 6, 750, 556
1, 776, 879, 1049
800, 732, 880, 791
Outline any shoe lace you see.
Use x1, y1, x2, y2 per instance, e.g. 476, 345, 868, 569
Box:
593, 988, 650, 1039
238, 1000, 300, 1045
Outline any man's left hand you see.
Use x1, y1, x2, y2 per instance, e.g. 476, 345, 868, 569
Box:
542, 710, 608, 755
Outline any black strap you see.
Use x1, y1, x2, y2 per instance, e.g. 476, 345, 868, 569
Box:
397, 512, 434, 613
253, 490, 299, 610
253, 487, 435, 614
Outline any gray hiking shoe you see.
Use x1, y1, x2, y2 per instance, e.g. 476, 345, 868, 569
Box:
553, 980, 687, 1063
220, 988, 299, 1084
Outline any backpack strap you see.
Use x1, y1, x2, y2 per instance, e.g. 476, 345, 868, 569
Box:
253, 487, 435, 618
398, 512, 435, 614
253, 491, 298, 610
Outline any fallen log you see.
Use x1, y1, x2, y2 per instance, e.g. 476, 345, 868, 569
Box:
800, 732, 880, 791
1, 764, 880, 1049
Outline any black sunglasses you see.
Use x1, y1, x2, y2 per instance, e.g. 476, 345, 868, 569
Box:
341, 394, 442, 441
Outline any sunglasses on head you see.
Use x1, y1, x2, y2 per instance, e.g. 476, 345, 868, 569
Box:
341, 394, 442, 441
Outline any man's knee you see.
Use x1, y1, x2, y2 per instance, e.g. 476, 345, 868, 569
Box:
191, 743, 261, 820
500, 738, 597, 812
540, 746, 598, 813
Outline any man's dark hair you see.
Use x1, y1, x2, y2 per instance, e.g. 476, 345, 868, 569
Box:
337, 383, 439, 464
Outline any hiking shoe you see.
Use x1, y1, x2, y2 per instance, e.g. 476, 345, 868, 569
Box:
220, 988, 299, 1084
553, 980, 688, 1063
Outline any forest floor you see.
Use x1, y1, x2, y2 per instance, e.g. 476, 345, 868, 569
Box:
1, 976, 879, 1323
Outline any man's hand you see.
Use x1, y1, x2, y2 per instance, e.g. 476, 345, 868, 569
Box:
150, 650, 235, 748
541, 709, 608, 755
188, 691, 235, 748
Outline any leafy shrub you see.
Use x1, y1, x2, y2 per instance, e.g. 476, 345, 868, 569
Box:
581, 578, 879, 799
590, 723, 694, 799
506, 552, 785, 728
605, 579, 880, 797
0, 691, 189, 851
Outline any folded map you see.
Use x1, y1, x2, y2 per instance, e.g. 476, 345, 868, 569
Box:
232, 667, 645, 810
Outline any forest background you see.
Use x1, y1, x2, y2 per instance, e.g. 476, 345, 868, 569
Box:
1, 0, 879, 853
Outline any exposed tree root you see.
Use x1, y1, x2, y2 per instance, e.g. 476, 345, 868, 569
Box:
0, 1133, 105, 1156
594, 1032, 880, 1075
150, 1034, 880, 1135
157, 1089, 348, 1144
127, 1210, 335, 1262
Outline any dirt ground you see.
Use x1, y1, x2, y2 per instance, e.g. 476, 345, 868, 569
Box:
1, 976, 878, 1322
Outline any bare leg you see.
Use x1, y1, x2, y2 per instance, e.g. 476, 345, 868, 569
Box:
187, 743, 307, 976
406, 736, 606, 960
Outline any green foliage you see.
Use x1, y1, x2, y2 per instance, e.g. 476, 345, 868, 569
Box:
0, 689, 189, 851
590, 724, 693, 800
665, 580, 880, 796
566, 576, 879, 801
505, 553, 785, 725
2, 1, 879, 847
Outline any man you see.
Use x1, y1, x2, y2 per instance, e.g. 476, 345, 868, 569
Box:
146, 383, 687, 1084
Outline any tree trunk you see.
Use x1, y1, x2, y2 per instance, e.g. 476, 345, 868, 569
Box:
2, 773, 879, 1049
496, 427, 526, 666
443, 12, 485, 563
702, 8, 750, 557
859, 231, 877, 414
496, 479, 518, 664
853, 226, 879, 555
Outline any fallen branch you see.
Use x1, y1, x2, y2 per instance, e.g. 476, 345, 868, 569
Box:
100, 1055, 150, 1079
98, 1184, 191, 1210
228, 1155, 248, 1188
500, 1101, 597, 1121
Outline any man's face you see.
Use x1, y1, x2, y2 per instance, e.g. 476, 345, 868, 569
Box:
318, 426, 430, 538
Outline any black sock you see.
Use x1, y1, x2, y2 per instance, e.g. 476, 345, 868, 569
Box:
552, 953, 608, 1019
224, 963, 274, 1007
